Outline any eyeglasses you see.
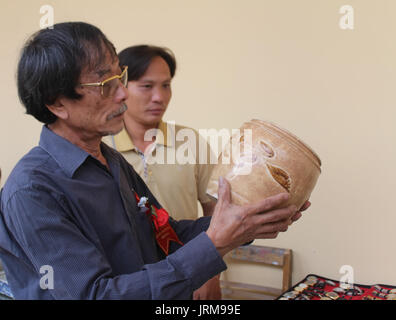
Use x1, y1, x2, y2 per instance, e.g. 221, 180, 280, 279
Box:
80, 66, 128, 98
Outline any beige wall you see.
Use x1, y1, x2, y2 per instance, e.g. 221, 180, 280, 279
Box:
1, 0, 395, 289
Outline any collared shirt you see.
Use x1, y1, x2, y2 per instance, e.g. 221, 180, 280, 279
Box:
0, 126, 226, 299
103, 121, 214, 220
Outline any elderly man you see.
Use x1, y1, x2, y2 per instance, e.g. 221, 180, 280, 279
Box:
0, 22, 307, 299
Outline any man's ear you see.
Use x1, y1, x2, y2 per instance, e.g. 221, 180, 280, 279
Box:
46, 98, 69, 120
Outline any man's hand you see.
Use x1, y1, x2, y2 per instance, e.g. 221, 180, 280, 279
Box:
206, 177, 299, 257
193, 275, 222, 300
289, 200, 311, 224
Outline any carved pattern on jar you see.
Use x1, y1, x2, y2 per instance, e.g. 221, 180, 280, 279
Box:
266, 163, 291, 193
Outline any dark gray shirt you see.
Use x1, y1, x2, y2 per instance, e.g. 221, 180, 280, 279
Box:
0, 126, 226, 299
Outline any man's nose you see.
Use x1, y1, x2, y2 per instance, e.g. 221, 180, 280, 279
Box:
151, 87, 165, 103
115, 81, 129, 101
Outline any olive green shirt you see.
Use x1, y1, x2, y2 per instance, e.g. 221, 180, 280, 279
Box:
103, 121, 214, 220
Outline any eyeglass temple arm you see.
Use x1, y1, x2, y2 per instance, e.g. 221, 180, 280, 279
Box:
80, 82, 103, 87
80, 67, 127, 87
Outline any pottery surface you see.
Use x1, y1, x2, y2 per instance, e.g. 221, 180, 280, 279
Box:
206, 119, 321, 209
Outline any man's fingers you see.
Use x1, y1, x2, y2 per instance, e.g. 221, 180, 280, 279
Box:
216, 176, 231, 205
299, 200, 311, 212
257, 217, 291, 233
252, 204, 297, 225
255, 231, 280, 239
245, 192, 290, 215
290, 211, 302, 222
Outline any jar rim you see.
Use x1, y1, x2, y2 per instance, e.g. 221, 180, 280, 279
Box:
249, 119, 322, 171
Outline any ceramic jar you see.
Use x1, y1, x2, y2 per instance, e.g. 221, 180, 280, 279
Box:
206, 119, 321, 209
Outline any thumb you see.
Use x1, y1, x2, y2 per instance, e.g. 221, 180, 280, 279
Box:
217, 176, 231, 205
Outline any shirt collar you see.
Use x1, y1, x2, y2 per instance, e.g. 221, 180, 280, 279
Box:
39, 125, 90, 178
112, 120, 170, 152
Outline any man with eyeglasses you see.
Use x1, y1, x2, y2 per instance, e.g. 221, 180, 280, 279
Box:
0, 22, 308, 299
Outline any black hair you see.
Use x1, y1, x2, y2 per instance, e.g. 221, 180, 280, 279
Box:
17, 22, 117, 124
118, 45, 176, 81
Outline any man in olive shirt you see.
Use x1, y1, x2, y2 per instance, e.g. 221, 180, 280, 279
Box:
106, 120, 214, 221
105, 46, 215, 220
104, 45, 219, 299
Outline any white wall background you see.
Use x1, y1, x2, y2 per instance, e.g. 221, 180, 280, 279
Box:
1, 0, 395, 288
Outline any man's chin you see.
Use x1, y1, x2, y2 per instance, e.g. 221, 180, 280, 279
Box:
101, 124, 125, 137
143, 115, 163, 128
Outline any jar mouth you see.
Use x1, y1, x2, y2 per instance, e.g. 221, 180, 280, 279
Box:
249, 119, 322, 172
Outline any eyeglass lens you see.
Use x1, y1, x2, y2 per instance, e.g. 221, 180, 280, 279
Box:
103, 70, 128, 97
